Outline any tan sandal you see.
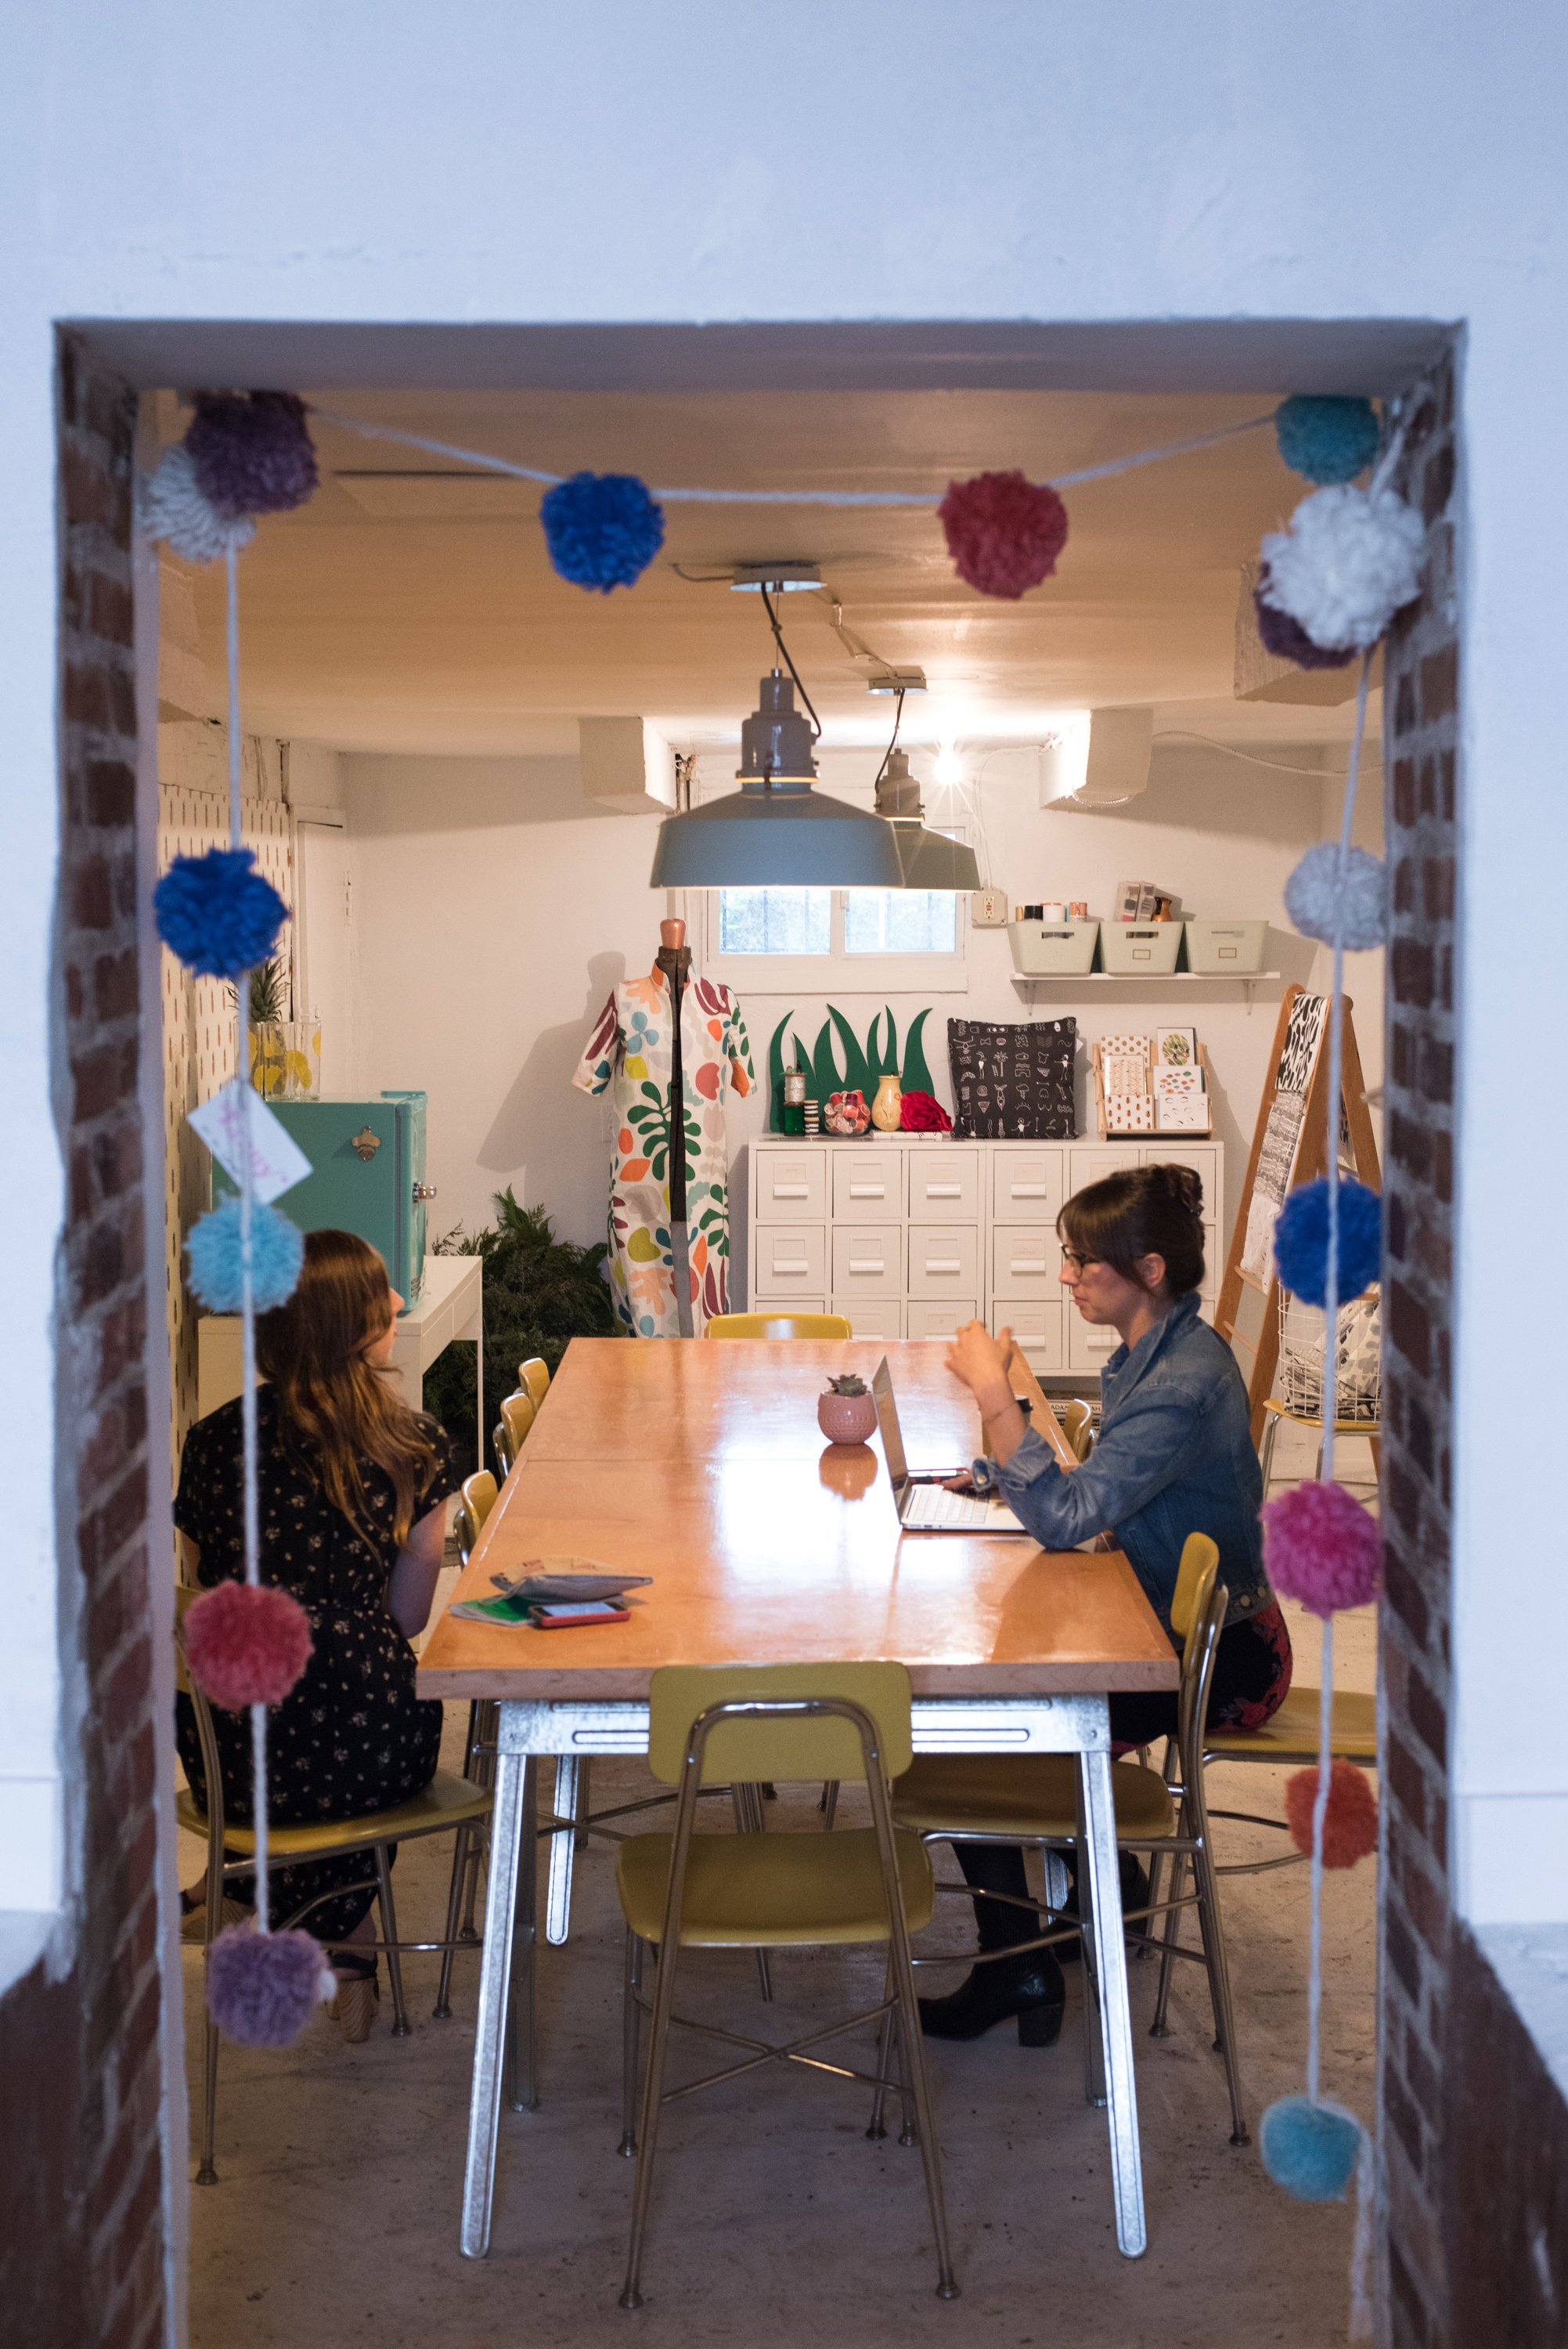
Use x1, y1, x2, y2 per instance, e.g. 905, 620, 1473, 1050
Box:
331, 1969, 380, 2044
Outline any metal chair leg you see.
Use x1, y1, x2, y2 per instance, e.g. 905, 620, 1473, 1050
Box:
546, 1754, 582, 1946
866, 1951, 896, 2141
506, 1757, 539, 2113
375, 1845, 412, 2037
620, 1936, 683, 2310
460, 1701, 497, 1940
433, 1823, 474, 2019
576, 1757, 593, 1851
886, 1929, 958, 2297
196, 2009, 220, 2185
731, 1784, 773, 2003
1151, 1850, 1188, 2038
619, 1930, 643, 2156
1191, 1835, 1249, 2145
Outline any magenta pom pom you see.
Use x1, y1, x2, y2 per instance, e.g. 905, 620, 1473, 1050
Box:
186, 392, 319, 518
183, 1580, 313, 1709
207, 1925, 333, 2046
1253, 574, 1356, 671
1285, 1759, 1379, 1867
1261, 1480, 1382, 1618
939, 470, 1069, 599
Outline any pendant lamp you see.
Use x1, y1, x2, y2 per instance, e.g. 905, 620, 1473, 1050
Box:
650, 672, 904, 888
874, 749, 983, 893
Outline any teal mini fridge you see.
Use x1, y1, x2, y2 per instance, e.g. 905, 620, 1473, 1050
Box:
211, 1092, 431, 1310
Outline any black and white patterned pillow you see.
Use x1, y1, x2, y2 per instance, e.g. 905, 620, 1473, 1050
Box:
946, 1018, 1077, 1139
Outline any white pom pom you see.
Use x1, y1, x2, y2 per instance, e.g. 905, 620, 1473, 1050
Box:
1259, 485, 1423, 652
141, 445, 256, 565
1285, 843, 1386, 949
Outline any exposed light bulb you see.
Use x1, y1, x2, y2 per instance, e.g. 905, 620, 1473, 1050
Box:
934, 743, 963, 787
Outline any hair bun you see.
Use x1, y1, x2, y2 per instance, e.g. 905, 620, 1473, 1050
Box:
1150, 1160, 1205, 1218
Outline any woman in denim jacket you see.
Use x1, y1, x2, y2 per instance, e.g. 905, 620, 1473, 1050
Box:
920, 1163, 1292, 2048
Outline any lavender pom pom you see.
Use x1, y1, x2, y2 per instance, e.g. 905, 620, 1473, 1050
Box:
142, 445, 257, 566
207, 1926, 333, 2047
1274, 1177, 1382, 1307
1259, 485, 1424, 654
1285, 843, 1386, 949
186, 392, 319, 518
1253, 575, 1356, 672
186, 1200, 305, 1313
539, 471, 665, 591
154, 847, 287, 978
1274, 396, 1381, 486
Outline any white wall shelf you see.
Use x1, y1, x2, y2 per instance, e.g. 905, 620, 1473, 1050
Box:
1010, 971, 1282, 1012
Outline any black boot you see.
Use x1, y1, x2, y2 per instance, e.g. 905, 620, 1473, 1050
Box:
919, 1842, 1065, 2046
1054, 1851, 1152, 1963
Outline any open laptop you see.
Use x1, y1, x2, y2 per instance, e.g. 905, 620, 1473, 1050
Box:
871, 1358, 1030, 1535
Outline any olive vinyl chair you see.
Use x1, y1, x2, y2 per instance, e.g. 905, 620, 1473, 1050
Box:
449, 1468, 501, 1949
174, 1587, 494, 2183
890, 1535, 1249, 2144
614, 1662, 956, 2311
1062, 1397, 1096, 1462
704, 1312, 852, 1340
517, 1355, 551, 1413
492, 1387, 536, 1477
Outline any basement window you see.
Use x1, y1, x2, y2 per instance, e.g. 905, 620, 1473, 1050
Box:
707, 849, 967, 995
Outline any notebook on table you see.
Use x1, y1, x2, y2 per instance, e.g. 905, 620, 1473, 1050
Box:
871, 1358, 1030, 1535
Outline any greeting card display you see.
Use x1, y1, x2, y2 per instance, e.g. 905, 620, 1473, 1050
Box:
1094, 1027, 1212, 1137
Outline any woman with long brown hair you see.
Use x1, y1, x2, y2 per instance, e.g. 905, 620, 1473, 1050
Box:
175, 1229, 457, 2040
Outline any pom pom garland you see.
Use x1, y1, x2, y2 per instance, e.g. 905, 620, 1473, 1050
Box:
183, 1579, 314, 1710
1253, 574, 1357, 672
1285, 1759, 1379, 1867
539, 471, 665, 591
186, 1199, 305, 1314
1262, 1480, 1382, 1618
1258, 485, 1424, 653
142, 445, 258, 566
1285, 843, 1386, 950
153, 846, 288, 978
1260, 2096, 1363, 2202
1274, 396, 1381, 486
186, 392, 320, 518
939, 470, 1069, 599
1274, 1175, 1382, 1307
206, 1924, 335, 2047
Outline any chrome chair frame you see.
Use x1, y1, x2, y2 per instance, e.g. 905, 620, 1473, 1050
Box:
618, 1693, 957, 2311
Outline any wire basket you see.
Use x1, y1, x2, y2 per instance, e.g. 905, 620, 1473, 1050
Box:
1276, 1286, 1382, 1423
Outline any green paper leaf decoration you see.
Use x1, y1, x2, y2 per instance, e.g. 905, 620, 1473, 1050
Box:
903, 1009, 935, 1095
881, 1005, 899, 1077
766, 1012, 791, 1132
827, 1005, 871, 1099
811, 1018, 845, 1106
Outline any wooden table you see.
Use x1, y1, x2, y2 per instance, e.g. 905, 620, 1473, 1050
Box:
420, 1337, 1176, 2264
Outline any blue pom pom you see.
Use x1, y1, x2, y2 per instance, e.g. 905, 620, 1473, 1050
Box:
186, 1200, 305, 1312
1274, 1178, 1381, 1307
154, 848, 287, 978
539, 471, 665, 592
1274, 396, 1381, 485
1260, 2095, 1361, 2201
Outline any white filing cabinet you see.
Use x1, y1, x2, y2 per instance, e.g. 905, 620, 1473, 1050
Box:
748, 1136, 1224, 1384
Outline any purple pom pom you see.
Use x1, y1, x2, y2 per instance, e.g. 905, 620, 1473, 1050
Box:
207, 1925, 332, 2046
1274, 1177, 1381, 1306
1262, 1480, 1382, 1618
154, 847, 287, 979
186, 392, 319, 519
1253, 574, 1356, 670
539, 471, 665, 591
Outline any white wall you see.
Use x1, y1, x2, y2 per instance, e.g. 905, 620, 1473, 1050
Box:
3, 0, 1566, 1950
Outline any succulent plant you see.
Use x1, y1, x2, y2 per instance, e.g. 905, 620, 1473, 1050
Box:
824, 1373, 869, 1397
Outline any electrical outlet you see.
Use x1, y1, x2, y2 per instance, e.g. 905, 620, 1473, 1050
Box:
970, 886, 1009, 929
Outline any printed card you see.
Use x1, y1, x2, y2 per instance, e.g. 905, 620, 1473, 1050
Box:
1105, 1092, 1155, 1131
189, 1080, 312, 1204
1102, 1053, 1148, 1095
1098, 1032, 1150, 1063
1156, 1092, 1211, 1132
1153, 1065, 1205, 1098
1154, 1025, 1198, 1069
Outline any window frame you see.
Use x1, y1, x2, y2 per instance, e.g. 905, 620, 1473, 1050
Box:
701, 831, 972, 996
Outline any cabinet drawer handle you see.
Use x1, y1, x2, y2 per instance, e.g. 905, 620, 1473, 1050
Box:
924, 1259, 962, 1275
848, 1183, 885, 1198
773, 1183, 810, 1199
771, 1261, 809, 1276
1010, 1182, 1048, 1198
925, 1183, 963, 1198
1009, 1258, 1044, 1276
848, 1257, 885, 1275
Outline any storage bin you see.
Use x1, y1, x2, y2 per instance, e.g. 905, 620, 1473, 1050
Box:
1100, 920, 1183, 975
1184, 918, 1267, 974
1008, 917, 1099, 976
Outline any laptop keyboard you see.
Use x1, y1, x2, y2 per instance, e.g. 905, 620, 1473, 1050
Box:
903, 1483, 1024, 1532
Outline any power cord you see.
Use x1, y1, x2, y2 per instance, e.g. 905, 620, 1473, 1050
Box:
874, 687, 906, 790
759, 583, 822, 740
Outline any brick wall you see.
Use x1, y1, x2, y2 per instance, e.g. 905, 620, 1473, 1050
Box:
0, 336, 168, 2346
1377, 349, 1460, 2347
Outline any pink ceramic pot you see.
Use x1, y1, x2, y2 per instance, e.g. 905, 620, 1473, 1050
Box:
818, 1391, 878, 1445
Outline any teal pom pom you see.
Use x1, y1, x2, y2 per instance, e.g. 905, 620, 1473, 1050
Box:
1274, 396, 1380, 485
154, 847, 287, 978
186, 1200, 304, 1312
539, 471, 665, 591
1260, 2095, 1361, 2200
1273, 1177, 1381, 1306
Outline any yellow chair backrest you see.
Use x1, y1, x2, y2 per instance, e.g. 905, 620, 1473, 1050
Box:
1062, 1398, 1095, 1462
499, 1389, 535, 1452
517, 1357, 550, 1412
455, 1469, 497, 1564
1168, 1531, 1221, 1654
705, 1312, 853, 1340
648, 1662, 913, 1786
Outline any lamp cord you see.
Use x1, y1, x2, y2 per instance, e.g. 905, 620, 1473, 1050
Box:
759, 583, 822, 740
874, 687, 906, 791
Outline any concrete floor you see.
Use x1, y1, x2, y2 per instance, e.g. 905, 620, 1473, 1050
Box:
180, 1425, 1379, 2347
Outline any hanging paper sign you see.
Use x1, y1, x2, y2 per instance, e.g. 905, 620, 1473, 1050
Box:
189, 1079, 312, 1204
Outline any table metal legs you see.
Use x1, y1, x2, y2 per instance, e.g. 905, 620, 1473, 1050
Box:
1077, 1748, 1148, 2258
546, 1755, 582, 1944
460, 1751, 532, 2260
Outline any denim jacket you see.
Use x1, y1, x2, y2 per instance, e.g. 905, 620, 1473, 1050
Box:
972, 1294, 1269, 1642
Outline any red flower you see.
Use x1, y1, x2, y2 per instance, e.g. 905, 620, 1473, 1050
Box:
899, 1090, 952, 1132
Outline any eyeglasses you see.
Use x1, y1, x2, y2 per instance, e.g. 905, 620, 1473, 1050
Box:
1059, 1248, 1103, 1277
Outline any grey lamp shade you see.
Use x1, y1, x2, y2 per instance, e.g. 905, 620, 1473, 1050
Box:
892, 821, 982, 892
651, 786, 906, 888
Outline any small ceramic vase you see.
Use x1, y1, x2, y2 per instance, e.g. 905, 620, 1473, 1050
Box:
871, 1073, 903, 1132
817, 1391, 878, 1445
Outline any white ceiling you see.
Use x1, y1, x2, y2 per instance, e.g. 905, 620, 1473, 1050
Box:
168, 383, 1382, 761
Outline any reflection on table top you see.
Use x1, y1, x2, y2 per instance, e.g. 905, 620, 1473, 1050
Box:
417, 1338, 1175, 1704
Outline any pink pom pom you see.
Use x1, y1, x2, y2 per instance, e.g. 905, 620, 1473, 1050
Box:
939, 470, 1069, 599
1285, 1760, 1379, 1867
207, 1925, 333, 2045
1260, 1480, 1382, 1618
184, 1580, 313, 1709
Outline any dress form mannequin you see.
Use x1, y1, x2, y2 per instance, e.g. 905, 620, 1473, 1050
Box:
653, 919, 695, 1333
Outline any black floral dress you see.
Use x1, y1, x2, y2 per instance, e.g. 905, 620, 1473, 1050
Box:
175, 1387, 457, 1944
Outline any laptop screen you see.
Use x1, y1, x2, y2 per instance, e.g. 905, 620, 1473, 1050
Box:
871, 1358, 908, 1491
